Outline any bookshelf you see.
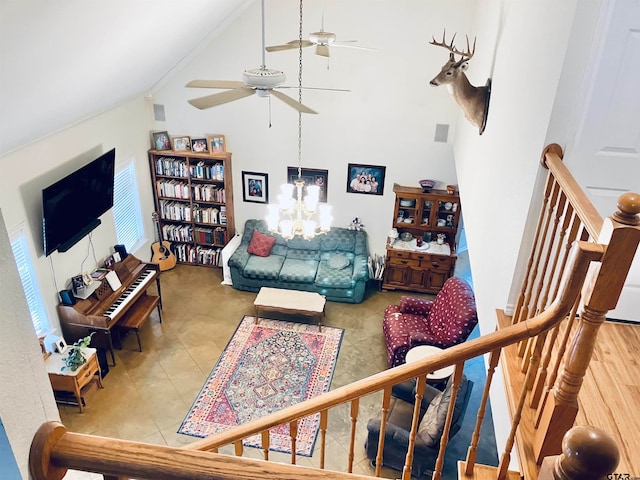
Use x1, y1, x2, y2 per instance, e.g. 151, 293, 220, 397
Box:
148, 149, 235, 267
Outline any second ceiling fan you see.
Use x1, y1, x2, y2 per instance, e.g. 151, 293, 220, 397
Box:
266, 0, 374, 58
186, 0, 347, 113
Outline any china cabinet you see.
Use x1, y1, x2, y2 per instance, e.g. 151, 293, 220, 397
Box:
382, 183, 461, 294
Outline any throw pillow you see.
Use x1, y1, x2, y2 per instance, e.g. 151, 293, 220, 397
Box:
328, 253, 350, 270
247, 229, 276, 257
416, 376, 469, 447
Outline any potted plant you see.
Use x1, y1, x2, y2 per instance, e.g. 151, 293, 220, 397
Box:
62, 332, 95, 372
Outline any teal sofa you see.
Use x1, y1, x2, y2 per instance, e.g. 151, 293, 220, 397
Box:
228, 219, 370, 303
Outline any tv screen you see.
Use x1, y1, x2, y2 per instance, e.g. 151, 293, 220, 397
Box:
42, 148, 116, 256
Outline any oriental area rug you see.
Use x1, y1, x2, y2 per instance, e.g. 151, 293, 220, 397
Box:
178, 316, 343, 456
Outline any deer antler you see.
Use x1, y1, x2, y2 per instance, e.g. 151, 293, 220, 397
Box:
430, 29, 476, 60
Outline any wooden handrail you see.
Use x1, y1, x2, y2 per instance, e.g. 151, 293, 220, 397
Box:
30, 421, 374, 480
541, 144, 603, 238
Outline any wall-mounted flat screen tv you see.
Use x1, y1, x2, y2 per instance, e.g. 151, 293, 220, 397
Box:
42, 148, 116, 256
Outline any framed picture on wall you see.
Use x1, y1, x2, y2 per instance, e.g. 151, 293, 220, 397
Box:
242, 171, 269, 204
346, 163, 386, 195
287, 167, 328, 202
151, 131, 171, 151
208, 134, 226, 153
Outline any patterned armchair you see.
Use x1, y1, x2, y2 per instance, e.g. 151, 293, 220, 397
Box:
382, 276, 477, 367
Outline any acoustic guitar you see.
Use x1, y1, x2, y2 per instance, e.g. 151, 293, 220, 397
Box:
151, 212, 177, 271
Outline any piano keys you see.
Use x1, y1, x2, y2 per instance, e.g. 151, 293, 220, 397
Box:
103, 269, 156, 320
57, 254, 162, 366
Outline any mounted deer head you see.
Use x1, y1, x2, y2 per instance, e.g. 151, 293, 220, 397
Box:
429, 30, 491, 134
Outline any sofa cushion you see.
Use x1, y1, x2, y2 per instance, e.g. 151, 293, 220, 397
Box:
286, 248, 321, 261
321, 229, 357, 252
243, 254, 285, 280
279, 258, 319, 283
247, 229, 276, 257
399, 296, 434, 317
287, 235, 322, 251
316, 254, 355, 289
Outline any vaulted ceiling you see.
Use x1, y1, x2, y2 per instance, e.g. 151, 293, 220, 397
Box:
0, 0, 252, 156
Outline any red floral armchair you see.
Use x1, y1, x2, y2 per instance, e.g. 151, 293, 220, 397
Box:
382, 276, 478, 367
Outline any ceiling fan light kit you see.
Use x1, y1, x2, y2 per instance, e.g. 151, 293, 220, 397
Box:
241, 68, 286, 89
308, 31, 336, 45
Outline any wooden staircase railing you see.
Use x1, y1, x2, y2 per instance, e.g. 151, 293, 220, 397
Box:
497, 144, 640, 479
30, 144, 640, 480
538, 426, 620, 480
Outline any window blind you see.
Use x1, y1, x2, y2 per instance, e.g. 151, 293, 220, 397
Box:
113, 160, 144, 252
10, 232, 50, 335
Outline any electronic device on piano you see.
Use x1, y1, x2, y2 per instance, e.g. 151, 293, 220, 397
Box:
57, 254, 162, 366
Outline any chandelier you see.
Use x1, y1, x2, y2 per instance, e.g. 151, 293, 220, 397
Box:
266, 0, 332, 240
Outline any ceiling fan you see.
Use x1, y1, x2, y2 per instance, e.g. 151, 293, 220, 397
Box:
265, 0, 374, 58
186, 0, 347, 113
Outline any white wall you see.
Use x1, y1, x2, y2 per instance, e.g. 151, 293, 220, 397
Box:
0, 209, 61, 478
454, 0, 582, 462
0, 98, 157, 336
151, 0, 470, 258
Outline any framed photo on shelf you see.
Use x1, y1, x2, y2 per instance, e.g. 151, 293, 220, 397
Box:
242, 171, 269, 204
171, 136, 191, 151
208, 134, 226, 153
151, 131, 171, 151
104, 255, 116, 269
191, 137, 208, 153
346, 163, 386, 195
287, 167, 328, 202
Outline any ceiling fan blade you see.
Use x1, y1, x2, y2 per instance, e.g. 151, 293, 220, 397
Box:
188, 88, 255, 110
266, 39, 314, 52
186, 79, 245, 89
316, 44, 330, 57
331, 43, 377, 51
277, 85, 350, 93
270, 90, 318, 114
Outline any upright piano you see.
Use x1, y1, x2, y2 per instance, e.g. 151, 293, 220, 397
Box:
57, 254, 162, 365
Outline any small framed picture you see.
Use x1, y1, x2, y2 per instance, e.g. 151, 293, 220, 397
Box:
104, 255, 115, 269
191, 137, 208, 153
287, 167, 328, 202
208, 134, 226, 153
171, 136, 191, 151
71, 275, 85, 294
242, 171, 269, 204
346, 163, 386, 195
54, 337, 68, 354
151, 131, 171, 151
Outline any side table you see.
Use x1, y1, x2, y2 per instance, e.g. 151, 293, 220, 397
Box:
45, 347, 103, 412
405, 345, 455, 383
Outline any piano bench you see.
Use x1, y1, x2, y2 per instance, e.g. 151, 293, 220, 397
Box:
117, 294, 161, 352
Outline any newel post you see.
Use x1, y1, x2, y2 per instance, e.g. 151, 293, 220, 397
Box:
538, 426, 619, 480
533, 193, 640, 461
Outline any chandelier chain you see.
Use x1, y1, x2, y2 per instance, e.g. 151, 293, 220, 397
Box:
297, 0, 303, 178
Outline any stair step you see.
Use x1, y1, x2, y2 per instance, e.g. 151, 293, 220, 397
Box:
457, 461, 521, 480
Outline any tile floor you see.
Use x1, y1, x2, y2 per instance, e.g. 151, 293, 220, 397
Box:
59, 251, 478, 479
